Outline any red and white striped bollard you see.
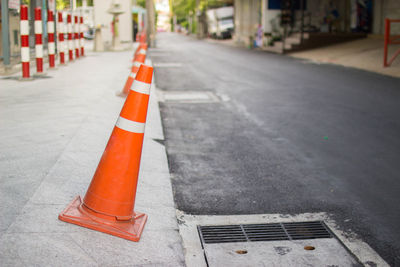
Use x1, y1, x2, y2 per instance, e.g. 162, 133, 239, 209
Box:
57, 12, 66, 65
74, 15, 80, 58
67, 13, 74, 61
80, 16, 85, 56
47, 10, 56, 68
20, 5, 30, 79
34, 7, 44, 74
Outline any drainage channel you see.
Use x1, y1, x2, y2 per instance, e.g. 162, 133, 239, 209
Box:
176, 212, 388, 267
198, 221, 333, 244
197, 221, 360, 267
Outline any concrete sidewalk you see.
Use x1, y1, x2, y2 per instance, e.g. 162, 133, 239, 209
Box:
289, 36, 400, 78
0, 45, 184, 266
206, 35, 400, 78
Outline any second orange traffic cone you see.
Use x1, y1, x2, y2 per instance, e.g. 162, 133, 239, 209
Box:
132, 43, 147, 62
120, 53, 147, 96
131, 53, 146, 73
59, 65, 154, 242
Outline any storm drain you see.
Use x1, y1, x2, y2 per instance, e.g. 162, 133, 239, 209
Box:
198, 221, 332, 244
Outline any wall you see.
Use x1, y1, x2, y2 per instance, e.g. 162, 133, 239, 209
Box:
262, 0, 363, 36
373, 0, 400, 35
1, 8, 22, 64
262, 0, 280, 33
93, 0, 132, 49
233, 0, 261, 46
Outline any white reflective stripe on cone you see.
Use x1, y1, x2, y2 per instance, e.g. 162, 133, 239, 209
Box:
130, 80, 151, 95
20, 20, 29, 35
21, 47, 30, 62
35, 45, 43, 57
115, 116, 145, 133
129, 73, 137, 79
47, 22, 55, 33
133, 61, 142, 68
138, 49, 146, 55
34, 21, 42, 34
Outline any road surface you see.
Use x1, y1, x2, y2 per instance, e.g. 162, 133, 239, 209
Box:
152, 32, 400, 266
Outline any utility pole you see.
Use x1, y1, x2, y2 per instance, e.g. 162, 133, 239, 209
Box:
196, 0, 203, 38
146, 0, 156, 47
1, 0, 11, 67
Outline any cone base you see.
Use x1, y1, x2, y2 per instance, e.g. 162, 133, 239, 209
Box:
116, 91, 128, 97
59, 196, 147, 242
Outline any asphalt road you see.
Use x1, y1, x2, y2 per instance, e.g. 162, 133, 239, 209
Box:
152, 32, 400, 266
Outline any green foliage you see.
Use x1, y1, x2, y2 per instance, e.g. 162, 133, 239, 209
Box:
171, 0, 196, 19
198, 0, 232, 11
191, 19, 197, 33
137, 0, 146, 8
56, 0, 70, 9
170, 0, 232, 32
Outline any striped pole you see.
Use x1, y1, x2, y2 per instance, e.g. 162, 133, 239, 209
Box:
20, 5, 30, 79
34, 7, 44, 74
47, 10, 56, 68
80, 16, 85, 56
67, 13, 74, 61
74, 15, 80, 58
57, 12, 66, 65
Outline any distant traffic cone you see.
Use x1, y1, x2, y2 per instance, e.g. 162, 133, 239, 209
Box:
139, 32, 146, 43
132, 44, 147, 62
119, 54, 146, 96
121, 70, 138, 97
59, 65, 154, 242
131, 53, 146, 73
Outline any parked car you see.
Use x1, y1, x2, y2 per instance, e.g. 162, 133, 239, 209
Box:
207, 6, 234, 39
84, 28, 94, 40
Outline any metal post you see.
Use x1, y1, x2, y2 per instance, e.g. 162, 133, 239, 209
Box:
1, 0, 11, 66
300, 0, 304, 44
146, 0, 156, 47
383, 18, 389, 67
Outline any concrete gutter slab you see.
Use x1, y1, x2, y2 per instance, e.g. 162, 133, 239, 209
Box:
204, 238, 359, 267
177, 211, 389, 267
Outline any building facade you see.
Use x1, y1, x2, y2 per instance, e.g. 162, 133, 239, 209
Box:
233, 0, 400, 49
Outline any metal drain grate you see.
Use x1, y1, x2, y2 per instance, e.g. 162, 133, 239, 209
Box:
198, 221, 332, 244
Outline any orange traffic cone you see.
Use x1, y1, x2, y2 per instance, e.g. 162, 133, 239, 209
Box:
139, 32, 146, 43
59, 65, 154, 242
132, 44, 147, 62
130, 53, 146, 73
119, 54, 146, 96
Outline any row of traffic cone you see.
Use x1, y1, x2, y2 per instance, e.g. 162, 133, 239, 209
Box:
120, 43, 149, 96
59, 39, 153, 242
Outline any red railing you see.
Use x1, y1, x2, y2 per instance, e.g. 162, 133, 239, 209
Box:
383, 18, 400, 67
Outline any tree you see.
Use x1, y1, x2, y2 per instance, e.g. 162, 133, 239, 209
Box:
170, 0, 232, 33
